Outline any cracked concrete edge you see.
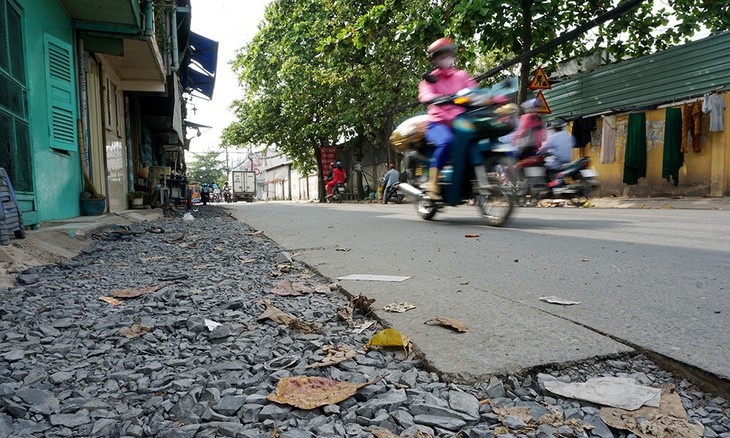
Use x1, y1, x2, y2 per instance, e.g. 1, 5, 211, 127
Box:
0, 208, 164, 289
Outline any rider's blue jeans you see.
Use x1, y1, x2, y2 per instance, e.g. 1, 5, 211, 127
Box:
425, 122, 453, 170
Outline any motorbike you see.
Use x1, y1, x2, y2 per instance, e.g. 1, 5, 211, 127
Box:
223, 187, 233, 203
200, 185, 210, 205
515, 152, 599, 206
390, 78, 520, 226
382, 183, 405, 204
326, 182, 347, 203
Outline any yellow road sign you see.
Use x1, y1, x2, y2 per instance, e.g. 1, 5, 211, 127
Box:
534, 90, 551, 114
528, 66, 551, 90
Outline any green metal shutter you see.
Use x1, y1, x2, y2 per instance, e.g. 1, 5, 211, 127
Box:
44, 33, 76, 152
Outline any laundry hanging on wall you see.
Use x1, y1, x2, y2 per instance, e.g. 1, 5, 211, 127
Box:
702, 93, 726, 132
623, 113, 647, 185
572, 116, 597, 148
600, 115, 617, 164
662, 108, 684, 186
681, 101, 702, 153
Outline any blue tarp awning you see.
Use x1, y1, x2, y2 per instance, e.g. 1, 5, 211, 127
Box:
182, 31, 218, 99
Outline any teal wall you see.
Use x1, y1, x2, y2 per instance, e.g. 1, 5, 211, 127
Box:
19, 0, 82, 221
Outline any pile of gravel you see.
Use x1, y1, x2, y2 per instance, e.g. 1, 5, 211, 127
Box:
0, 206, 727, 437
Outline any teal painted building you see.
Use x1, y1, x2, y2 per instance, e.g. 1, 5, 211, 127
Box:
1, 0, 81, 226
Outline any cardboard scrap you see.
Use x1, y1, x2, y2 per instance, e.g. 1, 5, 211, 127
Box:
424, 317, 469, 333
267, 375, 382, 409
305, 345, 359, 369
600, 388, 704, 438
539, 295, 581, 306
543, 377, 661, 411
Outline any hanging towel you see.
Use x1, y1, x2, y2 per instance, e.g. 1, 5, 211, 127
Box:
662, 108, 683, 186
702, 94, 725, 132
623, 113, 647, 185
600, 115, 617, 163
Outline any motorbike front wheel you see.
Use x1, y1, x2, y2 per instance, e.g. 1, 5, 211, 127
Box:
416, 199, 437, 220
476, 156, 518, 227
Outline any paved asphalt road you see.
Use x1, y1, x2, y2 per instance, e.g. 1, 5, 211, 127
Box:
227, 201, 730, 383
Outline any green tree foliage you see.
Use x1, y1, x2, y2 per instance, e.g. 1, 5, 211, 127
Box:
224, 0, 726, 169
186, 152, 227, 187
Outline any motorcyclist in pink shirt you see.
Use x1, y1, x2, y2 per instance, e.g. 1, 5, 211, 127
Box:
418, 38, 477, 200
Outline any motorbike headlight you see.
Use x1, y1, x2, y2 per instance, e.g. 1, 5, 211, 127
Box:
453, 96, 470, 105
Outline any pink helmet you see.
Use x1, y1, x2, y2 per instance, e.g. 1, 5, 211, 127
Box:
427, 38, 456, 61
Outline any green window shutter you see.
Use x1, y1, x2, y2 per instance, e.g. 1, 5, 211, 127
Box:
44, 33, 76, 152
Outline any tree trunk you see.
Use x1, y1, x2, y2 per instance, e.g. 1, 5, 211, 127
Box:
315, 139, 325, 202
518, 0, 534, 105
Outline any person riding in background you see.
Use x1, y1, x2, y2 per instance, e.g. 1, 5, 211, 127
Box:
418, 37, 477, 200
381, 163, 401, 204
325, 162, 335, 182
538, 122, 575, 170
326, 162, 346, 198
512, 98, 547, 159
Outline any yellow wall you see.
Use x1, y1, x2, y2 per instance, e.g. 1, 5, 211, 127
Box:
567, 92, 729, 197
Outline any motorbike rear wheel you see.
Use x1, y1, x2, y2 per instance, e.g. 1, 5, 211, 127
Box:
476, 156, 518, 227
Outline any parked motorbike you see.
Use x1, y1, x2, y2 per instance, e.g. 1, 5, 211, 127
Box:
390, 78, 520, 226
223, 187, 233, 203
515, 154, 599, 206
200, 184, 211, 206
326, 182, 346, 203
383, 183, 405, 204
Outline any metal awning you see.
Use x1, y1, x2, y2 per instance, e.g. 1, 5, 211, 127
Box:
105, 39, 166, 92
61, 0, 141, 32
181, 32, 218, 99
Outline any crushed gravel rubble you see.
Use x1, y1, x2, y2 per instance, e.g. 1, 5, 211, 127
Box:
0, 206, 727, 437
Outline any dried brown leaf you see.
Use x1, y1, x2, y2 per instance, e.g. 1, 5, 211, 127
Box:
424, 317, 469, 333
305, 345, 359, 369
256, 299, 320, 334
267, 375, 383, 409
464, 234, 480, 238
351, 294, 375, 315
99, 296, 122, 306
493, 406, 533, 424
370, 430, 400, 438
244, 230, 264, 236
271, 280, 315, 296
120, 323, 153, 339
110, 284, 166, 299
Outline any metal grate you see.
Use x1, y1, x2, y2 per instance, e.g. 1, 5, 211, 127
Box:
6, 2, 24, 84
0, 1, 7, 72
0, 71, 24, 116
13, 118, 31, 191
0, 111, 11, 173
